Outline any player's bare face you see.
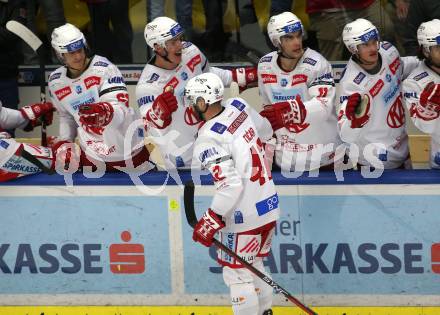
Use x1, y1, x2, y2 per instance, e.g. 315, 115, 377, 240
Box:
429, 45, 440, 69
165, 36, 184, 65
64, 49, 87, 71
280, 32, 303, 59
357, 40, 379, 65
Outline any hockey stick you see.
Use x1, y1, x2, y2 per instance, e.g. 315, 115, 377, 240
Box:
6, 20, 48, 146
183, 180, 318, 315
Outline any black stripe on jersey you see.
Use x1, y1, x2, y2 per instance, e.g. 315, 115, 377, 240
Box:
99, 86, 127, 97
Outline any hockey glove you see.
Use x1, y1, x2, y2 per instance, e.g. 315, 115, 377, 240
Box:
20, 102, 55, 132
231, 67, 258, 91
51, 140, 79, 172
260, 95, 306, 132
193, 208, 225, 247
345, 93, 370, 128
146, 91, 178, 129
79, 102, 114, 135
420, 82, 440, 113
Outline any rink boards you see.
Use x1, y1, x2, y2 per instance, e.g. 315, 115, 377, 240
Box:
0, 170, 440, 314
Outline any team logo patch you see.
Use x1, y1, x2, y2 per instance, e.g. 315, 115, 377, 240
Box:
387, 98, 405, 128
75, 85, 82, 94
84, 76, 101, 89
353, 72, 366, 85
54, 86, 72, 101
180, 72, 188, 81
369, 79, 384, 97
147, 73, 160, 83
280, 78, 288, 87
260, 56, 272, 63
187, 54, 202, 72
93, 61, 109, 67
210, 122, 227, 134
385, 74, 392, 82
230, 99, 246, 111
291, 74, 308, 86
389, 57, 401, 75
303, 57, 317, 66
261, 74, 277, 84
414, 72, 428, 81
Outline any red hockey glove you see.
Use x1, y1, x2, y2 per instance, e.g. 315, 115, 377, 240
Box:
20, 102, 55, 131
420, 82, 440, 113
231, 67, 258, 91
260, 95, 306, 132
79, 102, 114, 135
147, 91, 178, 129
345, 93, 370, 128
193, 209, 225, 247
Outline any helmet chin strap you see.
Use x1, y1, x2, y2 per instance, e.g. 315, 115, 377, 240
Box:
158, 47, 173, 64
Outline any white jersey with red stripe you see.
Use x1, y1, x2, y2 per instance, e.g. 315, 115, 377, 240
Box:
48, 55, 144, 162
192, 97, 280, 233
403, 61, 440, 168
337, 42, 419, 168
135, 42, 233, 169
0, 101, 27, 131
258, 48, 341, 171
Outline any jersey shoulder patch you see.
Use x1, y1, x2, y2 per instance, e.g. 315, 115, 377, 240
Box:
48, 72, 62, 82
210, 122, 227, 134
353, 72, 366, 85
230, 99, 246, 111
413, 71, 429, 81
182, 41, 193, 49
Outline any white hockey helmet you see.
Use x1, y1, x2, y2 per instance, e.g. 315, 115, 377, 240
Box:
267, 12, 304, 47
417, 19, 440, 55
51, 23, 87, 56
184, 73, 224, 108
342, 18, 379, 54
144, 16, 184, 49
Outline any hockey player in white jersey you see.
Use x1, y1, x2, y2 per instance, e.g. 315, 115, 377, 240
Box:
403, 19, 440, 169
337, 18, 419, 169
259, 12, 341, 172
187, 73, 279, 315
0, 100, 55, 181
48, 23, 153, 172
136, 17, 258, 170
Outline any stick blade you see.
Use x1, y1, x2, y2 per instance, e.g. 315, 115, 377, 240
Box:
183, 180, 197, 228
6, 20, 42, 52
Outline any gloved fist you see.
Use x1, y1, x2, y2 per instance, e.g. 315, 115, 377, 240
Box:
20, 102, 55, 131
148, 91, 178, 128
260, 95, 306, 131
231, 67, 258, 91
345, 93, 370, 128
51, 140, 80, 172
420, 82, 440, 113
193, 209, 225, 247
79, 102, 114, 135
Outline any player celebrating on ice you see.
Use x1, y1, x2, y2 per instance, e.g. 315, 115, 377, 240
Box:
48, 23, 154, 172
187, 72, 279, 315
403, 19, 440, 169
337, 18, 419, 169
259, 12, 341, 172
136, 17, 258, 170
0, 100, 55, 181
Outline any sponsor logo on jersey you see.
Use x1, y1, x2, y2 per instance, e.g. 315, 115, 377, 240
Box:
137, 95, 155, 106
3, 159, 40, 174
108, 76, 125, 84
199, 147, 220, 164
389, 57, 401, 75
353, 72, 366, 85
261, 74, 277, 84
84, 76, 101, 89
378, 149, 388, 161
49, 72, 61, 82
291, 74, 308, 86
210, 122, 227, 134
234, 211, 243, 224
414, 72, 428, 81
93, 61, 109, 67
385, 73, 392, 82
339, 95, 349, 103
256, 193, 279, 216
369, 79, 384, 97
303, 57, 317, 66
54, 86, 72, 100
164, 77, 179, 91
280, 78, 288, 87
260, 56, 272, 63
227, 111, 248, 134
147, 73, 160, 83
387, 97, 405, 128
182, 41, 192, 48
75, 85, 82, 94
230, 99, 246, 111
383, 81, 400, 104
187, 54, 202, 72
0, 140, 9, 149
381, 42, 392, 50
180, 72, 188, 81
404, 92, 418, 99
